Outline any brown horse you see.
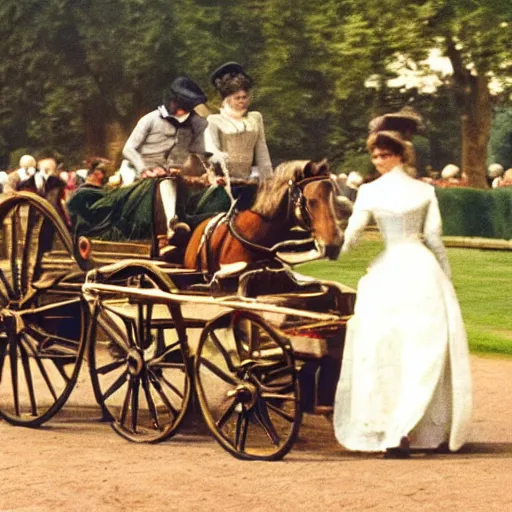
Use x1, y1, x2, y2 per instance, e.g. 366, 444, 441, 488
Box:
183, 159, 345, 273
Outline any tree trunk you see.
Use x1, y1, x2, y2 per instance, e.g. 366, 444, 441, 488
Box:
83, 100, 107, 160
105, 120, 130, 168
460, 75, 491, 189
446, 39, 491, 189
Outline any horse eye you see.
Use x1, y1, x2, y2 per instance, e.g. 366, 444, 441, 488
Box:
308, 198, 318, 208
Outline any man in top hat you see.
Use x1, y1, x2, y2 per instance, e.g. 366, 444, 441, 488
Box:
122, 76, 209, 243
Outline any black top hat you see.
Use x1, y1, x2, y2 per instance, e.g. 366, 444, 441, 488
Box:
169, 77, 207, 110
210, 62, 252, 88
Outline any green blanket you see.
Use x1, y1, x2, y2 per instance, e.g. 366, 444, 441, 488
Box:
66, 179, 231, 242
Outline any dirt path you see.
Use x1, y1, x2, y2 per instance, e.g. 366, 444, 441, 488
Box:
1, 354, 511, 512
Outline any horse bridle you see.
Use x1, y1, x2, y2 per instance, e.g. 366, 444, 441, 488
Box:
226, 174, 335, 258
287, 175, 334, 231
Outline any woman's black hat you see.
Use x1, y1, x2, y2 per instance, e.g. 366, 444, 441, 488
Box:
369, 107, 423, 140
210, 62, 252, 88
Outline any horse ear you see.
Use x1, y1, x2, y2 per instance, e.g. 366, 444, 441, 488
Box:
316, 158, 330, 176
303, 158, 330, 178
303, 161, 315, 178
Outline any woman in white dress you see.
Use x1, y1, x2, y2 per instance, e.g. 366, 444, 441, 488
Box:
333, 129, 472, 458
205, 62, 273, 209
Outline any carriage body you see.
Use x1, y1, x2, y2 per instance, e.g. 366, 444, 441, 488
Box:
0, 190, 354, 460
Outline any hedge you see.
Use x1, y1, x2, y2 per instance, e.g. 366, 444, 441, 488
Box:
436, 186, 512, 239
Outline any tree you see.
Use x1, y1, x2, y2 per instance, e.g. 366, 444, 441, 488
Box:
309, 0, 510, 186
0, 0, 183, 165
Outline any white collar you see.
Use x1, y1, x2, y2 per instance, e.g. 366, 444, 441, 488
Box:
220, 100, 247, 120
158, 105, 191, 124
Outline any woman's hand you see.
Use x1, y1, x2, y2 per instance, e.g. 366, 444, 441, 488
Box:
141, 167, 167, 179
168, 167, 182, 177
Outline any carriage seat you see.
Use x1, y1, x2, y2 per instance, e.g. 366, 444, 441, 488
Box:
238, 266, 323, 298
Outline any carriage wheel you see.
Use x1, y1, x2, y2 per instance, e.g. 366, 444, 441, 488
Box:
0, 193, 87, 426
88, 265, 192, 443
194, 311, 302, 460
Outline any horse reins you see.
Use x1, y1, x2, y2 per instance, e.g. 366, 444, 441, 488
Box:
226, 175, 335, 258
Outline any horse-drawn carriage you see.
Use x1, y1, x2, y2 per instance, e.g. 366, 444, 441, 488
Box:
0, 160, 355, 460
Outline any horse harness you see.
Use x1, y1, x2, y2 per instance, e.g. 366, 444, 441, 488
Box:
196, 175, 335, 273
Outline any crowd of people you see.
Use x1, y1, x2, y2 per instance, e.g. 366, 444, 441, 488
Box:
0, 67, 478, 459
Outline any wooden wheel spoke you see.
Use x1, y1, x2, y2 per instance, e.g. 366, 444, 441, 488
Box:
102, 371, 129, 401
130, 376, 140, 432
100, 305, 136, 348
52, 360, 72, 384
125, 319, 137, 349
97, 312, 131, 354
141, 374, 160, 430
20, 335, 58, 401
144, 304, 153, 349
119, 375, 133, 426
265, 401, 296, 423
209, 330, 237, 372
136, 303, 145, 348
260, 392, 298, 402
253, 401, 281, 445
264, 363, 295, 379
215, 398, 237, 430
252, 375, 295, 395
147, 371, 178, 418
9, 335, 20, 416
234, 411, 249, 452
19, 342, 37, 416
0, 336, 7, 382
20, 207, 40, 295
10, 208, 21, 299
97, 358, 127, 376
0, 269, 14, 304
197, 356, 239, 387
134, 301, 153, 350
147, 341, 182, 368
155, 371, 184, 401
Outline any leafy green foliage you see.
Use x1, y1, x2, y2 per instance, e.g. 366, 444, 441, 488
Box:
0, 0, 510, 173
488, 108, 512, 169
436, 186, 512, 239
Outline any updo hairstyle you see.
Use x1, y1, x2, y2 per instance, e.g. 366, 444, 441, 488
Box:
214, 73, 253, 99
367, 132, 413, 165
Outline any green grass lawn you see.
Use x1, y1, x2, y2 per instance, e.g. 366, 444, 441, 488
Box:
298, 241, 512, 356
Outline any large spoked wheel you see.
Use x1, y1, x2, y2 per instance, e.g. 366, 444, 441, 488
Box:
88, 265, 192, 443
0, 193, 87, 426
194, 311, 302, 460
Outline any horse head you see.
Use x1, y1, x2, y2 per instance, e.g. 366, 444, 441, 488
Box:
293, 160, 344, 260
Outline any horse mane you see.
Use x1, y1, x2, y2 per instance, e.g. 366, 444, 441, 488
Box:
251, 159, 329, 218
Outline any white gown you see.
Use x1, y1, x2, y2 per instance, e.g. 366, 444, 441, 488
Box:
333, 166, 472, 452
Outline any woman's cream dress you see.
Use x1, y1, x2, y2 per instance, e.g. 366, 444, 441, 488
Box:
333, 166, 472, 452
